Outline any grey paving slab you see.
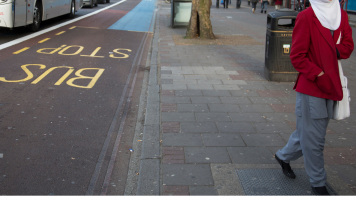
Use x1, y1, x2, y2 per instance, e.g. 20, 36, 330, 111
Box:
240, 105, 275, 113
240, 133, 287, 147
253, 122, 293, 134
172, 70, 194, 74
188, 84, 214, 90
197, 80, 223, 85
177, 104, 209, 112
263, 113, 297, 123
229, 113, 267, 122
184, 75, 208, 80
181, 122, 219, 133
161, 113, 196, 122
161, 96, 191, 104
268, 146, 304, 164
173, 80, 198, 84
328, 123, 356, 134
202, 90, 231, 97
325, 134, 356, 147
161, 79, 173, 84
213, 85, 241, 90
161, 70, 172, 74
202, 134, 246, 147
248, 97, 283, 104
227, 147, 276, 164
206, 75, 231, 80
163, 164, 214, 186
229, 90, 260, 97
175, 90, 203, 97
208, 104, 241, 113
196, 113, 231, 122
190, 186, 218, 195
237, 85, 268, 91
162, 133, 204, 146
222, 80, 248, 85
220, 97, 252, 104
193, 69, 216, 74
162, 84, 188, 90
161, 74, 184, 79
216, 122, 256, 133
191, 97, 221, 104
328, 165, 356, 186
185, 147, 232, 163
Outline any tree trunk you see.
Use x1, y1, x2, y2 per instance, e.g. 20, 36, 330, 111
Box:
186, 0, 215, 39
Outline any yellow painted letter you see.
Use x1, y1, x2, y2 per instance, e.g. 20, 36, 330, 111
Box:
0, 64, 46, 82
31, 66, 74, 85
58, 45, 84, 56
81, 47, 104, 58
37, 45, 67, 54
110, 48, 132, 59
66, 68, 105, 89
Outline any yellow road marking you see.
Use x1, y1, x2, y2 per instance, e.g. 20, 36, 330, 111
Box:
38, 38, 51, 43
13, 47, 30, 54
69, 26, 76, 29
75, 26, 100, 29
56, 31, 66, 35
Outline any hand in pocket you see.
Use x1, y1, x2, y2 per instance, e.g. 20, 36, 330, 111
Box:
316, 74, 332, 95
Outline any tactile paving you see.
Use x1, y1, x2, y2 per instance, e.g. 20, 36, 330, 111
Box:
236, 169, 337, 195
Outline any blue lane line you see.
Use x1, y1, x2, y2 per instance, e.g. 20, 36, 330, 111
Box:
108, 0, 156, 32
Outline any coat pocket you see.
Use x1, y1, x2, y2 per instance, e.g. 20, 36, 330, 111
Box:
316, 74, 332, 95
308, 95, 328, 119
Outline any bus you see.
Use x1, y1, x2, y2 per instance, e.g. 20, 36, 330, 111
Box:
0, 0, 83, 32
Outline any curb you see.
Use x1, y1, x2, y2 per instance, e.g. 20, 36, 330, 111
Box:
136, 1, 161, 195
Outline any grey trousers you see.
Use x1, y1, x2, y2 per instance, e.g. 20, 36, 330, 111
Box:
276, 92, 334, 187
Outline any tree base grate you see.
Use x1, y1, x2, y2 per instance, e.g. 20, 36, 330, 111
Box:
236, 169, 337, 195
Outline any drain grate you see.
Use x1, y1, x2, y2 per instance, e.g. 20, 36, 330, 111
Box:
236, 169, 337, 195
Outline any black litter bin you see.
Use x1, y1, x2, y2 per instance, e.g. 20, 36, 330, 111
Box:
264, 9, 299, 82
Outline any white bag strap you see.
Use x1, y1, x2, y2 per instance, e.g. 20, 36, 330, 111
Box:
336, 32, 346, 87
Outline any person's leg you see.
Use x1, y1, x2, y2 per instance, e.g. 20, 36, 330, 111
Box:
264, 2, 267, 13
276, 92, 303, 162
298, 94, 333, 188
261, 2, 264, 13
225, 0, 229, 8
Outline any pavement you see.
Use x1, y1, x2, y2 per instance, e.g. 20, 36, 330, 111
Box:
137, 0, 356, 195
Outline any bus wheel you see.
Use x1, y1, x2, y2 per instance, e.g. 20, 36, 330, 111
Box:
29, 3, 41, 32
68, 0, 75, 18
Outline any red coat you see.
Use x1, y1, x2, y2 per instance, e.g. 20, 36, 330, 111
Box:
290, 8, 354, 101
275, 0, 282, 5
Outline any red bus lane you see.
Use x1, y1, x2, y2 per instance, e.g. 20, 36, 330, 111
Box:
0, 0, 152, 195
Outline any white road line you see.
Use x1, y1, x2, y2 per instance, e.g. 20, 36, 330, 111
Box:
0, 0, 127, 51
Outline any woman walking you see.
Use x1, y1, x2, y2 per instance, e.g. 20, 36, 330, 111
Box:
260, 0, 268, 13
275, 0, 282, 10
251, 0, 258, 13
274, 0, 353, 195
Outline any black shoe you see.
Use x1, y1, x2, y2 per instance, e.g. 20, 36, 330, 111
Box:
275, 154, 296, 179
312, 186, 330, 195
264, 10, 267, 14
261, 10, 263, 13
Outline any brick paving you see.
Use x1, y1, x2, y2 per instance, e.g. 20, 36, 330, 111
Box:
151, 0, 356, 195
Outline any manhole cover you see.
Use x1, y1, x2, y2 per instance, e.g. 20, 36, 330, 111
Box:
236, 169, 337, 195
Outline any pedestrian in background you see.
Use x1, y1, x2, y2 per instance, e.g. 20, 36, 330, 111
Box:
260, 0, 269, 13
224, 0, 229, 8
274, 0, 354, 195
251, 0, 259, 13
275, 0, 282, 10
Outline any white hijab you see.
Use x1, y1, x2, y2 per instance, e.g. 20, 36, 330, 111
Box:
310, 0, 341, 30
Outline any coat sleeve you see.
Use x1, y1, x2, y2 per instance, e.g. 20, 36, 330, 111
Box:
336, 11, 354, 60
290, 12, 323, 82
